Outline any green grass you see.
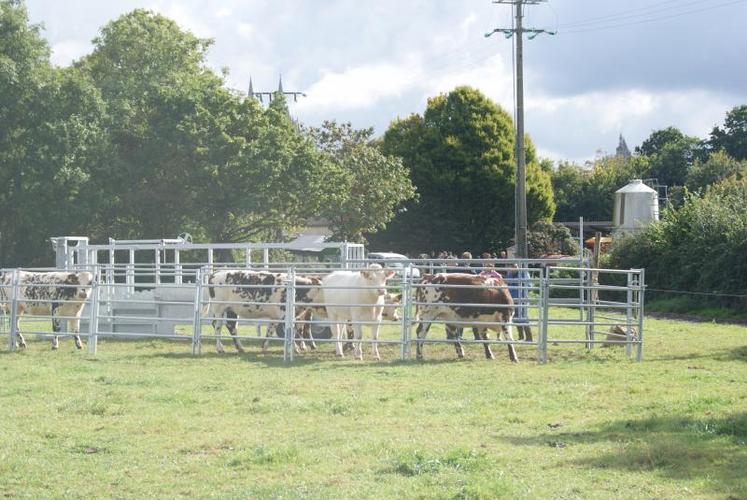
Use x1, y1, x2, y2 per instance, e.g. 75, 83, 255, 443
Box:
647, 296, 747, 322
0, 309, 745, 498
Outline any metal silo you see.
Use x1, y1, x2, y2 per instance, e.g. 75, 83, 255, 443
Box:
613, 179, 659, 233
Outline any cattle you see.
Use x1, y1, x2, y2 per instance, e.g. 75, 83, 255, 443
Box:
0, 271, 93, 350
205, 270, 322, 353
320, 264, 395, 360
414, 273, 518, 362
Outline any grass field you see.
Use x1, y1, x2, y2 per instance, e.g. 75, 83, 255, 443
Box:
0, 310, 745, 499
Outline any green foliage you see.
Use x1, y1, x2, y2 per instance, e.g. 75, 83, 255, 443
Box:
638, 127, 700, 187
306, 121, 416, 242
551, 156, 648, 222
708, 104, 747, 161
1, 6, 389, 266
610, 176, 747, 307
526, 221, 579, 258
685, 150, 747, 192
374, 86, 555, 254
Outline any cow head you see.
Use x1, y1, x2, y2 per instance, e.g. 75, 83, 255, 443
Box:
381, 292, 402, 321
361, 264, 395, 285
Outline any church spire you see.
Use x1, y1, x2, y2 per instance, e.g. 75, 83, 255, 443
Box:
616, 133, 631, 158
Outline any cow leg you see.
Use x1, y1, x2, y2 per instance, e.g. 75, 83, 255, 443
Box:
225, 310, 244, 353
343, 323, 354, 351
521, 325, 533, 342
474, 327, 494, 360
351, 321, 364, 360
370, 322, 381, 362
261, 324, 270, 351
446, 324, 465, 359
415, 322, 432, 360
303, 311, 317, 350
51, 304, 61, 350
333, 322, 345, 357
71, 308, 84, 350
15, 316, 26, 349
502, 317, 519, 363
212, 307, 226, 353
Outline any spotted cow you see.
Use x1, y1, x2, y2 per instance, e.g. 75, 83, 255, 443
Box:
205, 270, 322, 353
0, 271, 93, 350
415, 273, 518, 362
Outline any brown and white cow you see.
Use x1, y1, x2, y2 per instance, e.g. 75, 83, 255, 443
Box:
320, 264, 395, 360
0, 271, 93, 350
414, 273, 518, 362
205, 270, 322, 353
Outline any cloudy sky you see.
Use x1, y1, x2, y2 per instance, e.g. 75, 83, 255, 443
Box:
25, 0, 747, 163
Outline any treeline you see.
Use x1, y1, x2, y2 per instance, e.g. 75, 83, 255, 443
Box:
0, 3, 415, 266
551, 105, 747, 307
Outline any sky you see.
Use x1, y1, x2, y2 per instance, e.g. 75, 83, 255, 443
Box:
25, 0, 747, 164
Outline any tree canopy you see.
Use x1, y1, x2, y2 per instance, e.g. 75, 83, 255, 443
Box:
372, 86, 555, 255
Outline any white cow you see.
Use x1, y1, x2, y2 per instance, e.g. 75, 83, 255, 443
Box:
320, 264, 395, 360
0, 271, 93, 350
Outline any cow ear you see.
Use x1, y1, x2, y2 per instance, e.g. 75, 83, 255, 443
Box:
361, 270, 374, 280
385, 270, 395, 280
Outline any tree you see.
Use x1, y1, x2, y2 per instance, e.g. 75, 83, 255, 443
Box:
80, 10, 335, 243
636, 127, 700, 187
708, 105, 747, 161
685, 150, 747, 192
527, 221, 579, 258
307, 121, 416, 242
551, 155, 648, 222
374, 86, 554, 254
0, 1, 106, 266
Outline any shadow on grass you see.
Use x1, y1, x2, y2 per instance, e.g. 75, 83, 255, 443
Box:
500, 413, 747, 496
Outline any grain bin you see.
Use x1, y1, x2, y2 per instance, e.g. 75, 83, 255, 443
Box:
612, 179, 659, 232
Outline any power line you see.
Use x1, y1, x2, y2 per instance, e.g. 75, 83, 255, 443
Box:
562, 0, 747, 34
558, 0, 700, 28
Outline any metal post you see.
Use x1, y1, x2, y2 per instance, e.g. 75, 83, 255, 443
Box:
192, 269, 203, 355
263, 248, 270, 269
539, 268, 549, 363
625, 271, 634, 358
284, 268, 296, 362
400, 265, 412, 361
637, 269, 645, 362
154, 248, 161, 285
8, 269, 19, 351
87, 276, 99, 355
127, 249, 135, 296
244, 248, 251, 268
175, 249, 182, 285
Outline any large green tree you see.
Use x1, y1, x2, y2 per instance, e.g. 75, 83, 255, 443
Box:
708, 105, 747, 161
0, 1, 106, 266
636, 126, 700, 187
307, 121, 416, 242
372, 86, 554, 254
79, 10, 335, 243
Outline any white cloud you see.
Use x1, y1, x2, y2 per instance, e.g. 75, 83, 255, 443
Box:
297, 63, 422, 112
215, 7, 232, 19
50, 40, 90, 67
151, 2, 213, 38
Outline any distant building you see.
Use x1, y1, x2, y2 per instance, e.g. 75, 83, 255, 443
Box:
616, 134, 631, 158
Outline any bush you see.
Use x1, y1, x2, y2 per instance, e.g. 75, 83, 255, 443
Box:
610, 176, 747, 308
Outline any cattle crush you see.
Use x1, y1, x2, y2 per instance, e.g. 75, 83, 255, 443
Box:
0, 236, 645, 363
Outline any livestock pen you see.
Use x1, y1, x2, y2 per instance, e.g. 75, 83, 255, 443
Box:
1, 239, 645, 363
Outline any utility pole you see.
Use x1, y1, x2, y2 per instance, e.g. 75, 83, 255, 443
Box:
486, 1, 554, 258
